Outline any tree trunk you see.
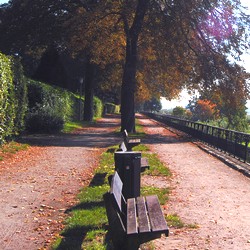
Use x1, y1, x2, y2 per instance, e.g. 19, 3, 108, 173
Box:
120, 39, 137, 132
83, 59, 95, 121
120, 0, 149, 132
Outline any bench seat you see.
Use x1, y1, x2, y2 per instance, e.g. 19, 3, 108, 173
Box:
123, 130, 141, 150
104, 172, 169, 249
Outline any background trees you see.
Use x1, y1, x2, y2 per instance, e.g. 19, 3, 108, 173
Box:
0, 0, 249, 132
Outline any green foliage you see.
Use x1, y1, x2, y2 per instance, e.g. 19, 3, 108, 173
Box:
143, 98, 162, 112
94, 96, 104, 118
25, 104, 64, 133
27, 79, 74, 120
172, 106, 187, 117
0, 53, 27, 143
0, 53, 14, 143
25, 80, 103, 133
11, 57, 28, 133
25, 80, 73, 133
104, 103, 120, 114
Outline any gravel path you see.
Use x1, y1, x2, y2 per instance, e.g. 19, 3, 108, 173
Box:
138, 115, 250, 250
1, 114, 250, 250
0, 116, 120, 250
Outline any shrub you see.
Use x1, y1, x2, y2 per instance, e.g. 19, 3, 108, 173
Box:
11, 57, 28, 134
25, 80, 103, 133
94, 96, 103, 118
25, 104, 64, 133
104, 103, 120, 114
0, 53, 28, 143
26, 80, 75, 133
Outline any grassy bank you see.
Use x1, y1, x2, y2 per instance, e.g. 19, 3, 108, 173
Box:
51, 139, 172, 249
51, 123, 198, 249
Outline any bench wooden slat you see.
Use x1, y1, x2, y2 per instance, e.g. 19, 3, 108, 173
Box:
127, 198, 138, 235
128, 138, 141, 144
145, 195, 169, 233
136, 197, 151, 233
110, 172, 123, 211
104, 171, 169, 249
140, 157, 148, 167
123, 129, 141, 150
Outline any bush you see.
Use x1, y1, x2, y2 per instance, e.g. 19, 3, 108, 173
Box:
26, 80, 75, 133
94, 96, 103, 118
0, 53, 14, 143
12, 57, 28, 134
26, 80, 103, 133
104, 103, 120, 114
0, 53, 27, 143
25, 104, 64, 133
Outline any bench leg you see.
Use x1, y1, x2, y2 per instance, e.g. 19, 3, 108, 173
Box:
126, 236, 140, 250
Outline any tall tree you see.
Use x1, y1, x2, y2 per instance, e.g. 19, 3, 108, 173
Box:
1, 0, 250, 131
70, 0, 250, 132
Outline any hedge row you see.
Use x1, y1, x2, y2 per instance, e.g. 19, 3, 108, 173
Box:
26, 80, 103, 133
104, 102, 120, 114
0, 53, 27, 143
0, 52, 104, 141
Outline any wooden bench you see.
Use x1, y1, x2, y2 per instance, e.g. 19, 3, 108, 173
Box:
103, 172, 169, 249
123, 129, 141, 151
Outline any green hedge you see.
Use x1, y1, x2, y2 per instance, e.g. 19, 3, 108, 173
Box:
26, 80, 103, 133
12, 57, 28, 134
0, 53, 27, 143
0, 50, 104, 137
104, 102, 120, 114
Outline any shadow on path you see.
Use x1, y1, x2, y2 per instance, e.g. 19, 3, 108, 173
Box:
17, 115, 121, 148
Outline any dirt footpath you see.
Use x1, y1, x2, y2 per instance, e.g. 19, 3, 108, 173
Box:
1, 114, 250, 250
0, 116, 120, 250
138, 115, 250, 250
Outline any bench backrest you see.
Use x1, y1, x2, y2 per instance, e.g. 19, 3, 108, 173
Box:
119, 141, 127, 152
122, 129, 129, 139
110, 172, 123, 211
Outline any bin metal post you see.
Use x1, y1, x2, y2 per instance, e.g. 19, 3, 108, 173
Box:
114, 151, 141, 199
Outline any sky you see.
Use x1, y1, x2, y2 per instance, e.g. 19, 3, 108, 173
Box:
0, 0, 250, 110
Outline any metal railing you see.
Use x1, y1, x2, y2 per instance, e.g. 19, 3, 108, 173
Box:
144, 112, 250, 163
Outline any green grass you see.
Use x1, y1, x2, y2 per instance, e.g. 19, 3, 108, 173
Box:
63, 120, 98, 133
63, 121, 85, 133
0, 141, 29, 161
50, 122, 201, 249
141, 186, 170, 205
51, 139, 173, 249
166, 213, 199, 229
51, 145, 115, 250
143, 152, 172, 177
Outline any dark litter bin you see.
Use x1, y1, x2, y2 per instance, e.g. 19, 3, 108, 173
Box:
114, 151, 141, 199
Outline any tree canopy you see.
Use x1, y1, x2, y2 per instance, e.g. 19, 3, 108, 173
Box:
1, 0, 250, 131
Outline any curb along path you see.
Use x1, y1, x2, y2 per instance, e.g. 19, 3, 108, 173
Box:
138, 115, 250, 250
0, 115, 120, 250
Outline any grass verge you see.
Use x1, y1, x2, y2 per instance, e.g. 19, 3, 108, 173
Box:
51, 122, 196, 249
51, 140, 171, 249
0, 141, 29, 161
166, 213, 199, 229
